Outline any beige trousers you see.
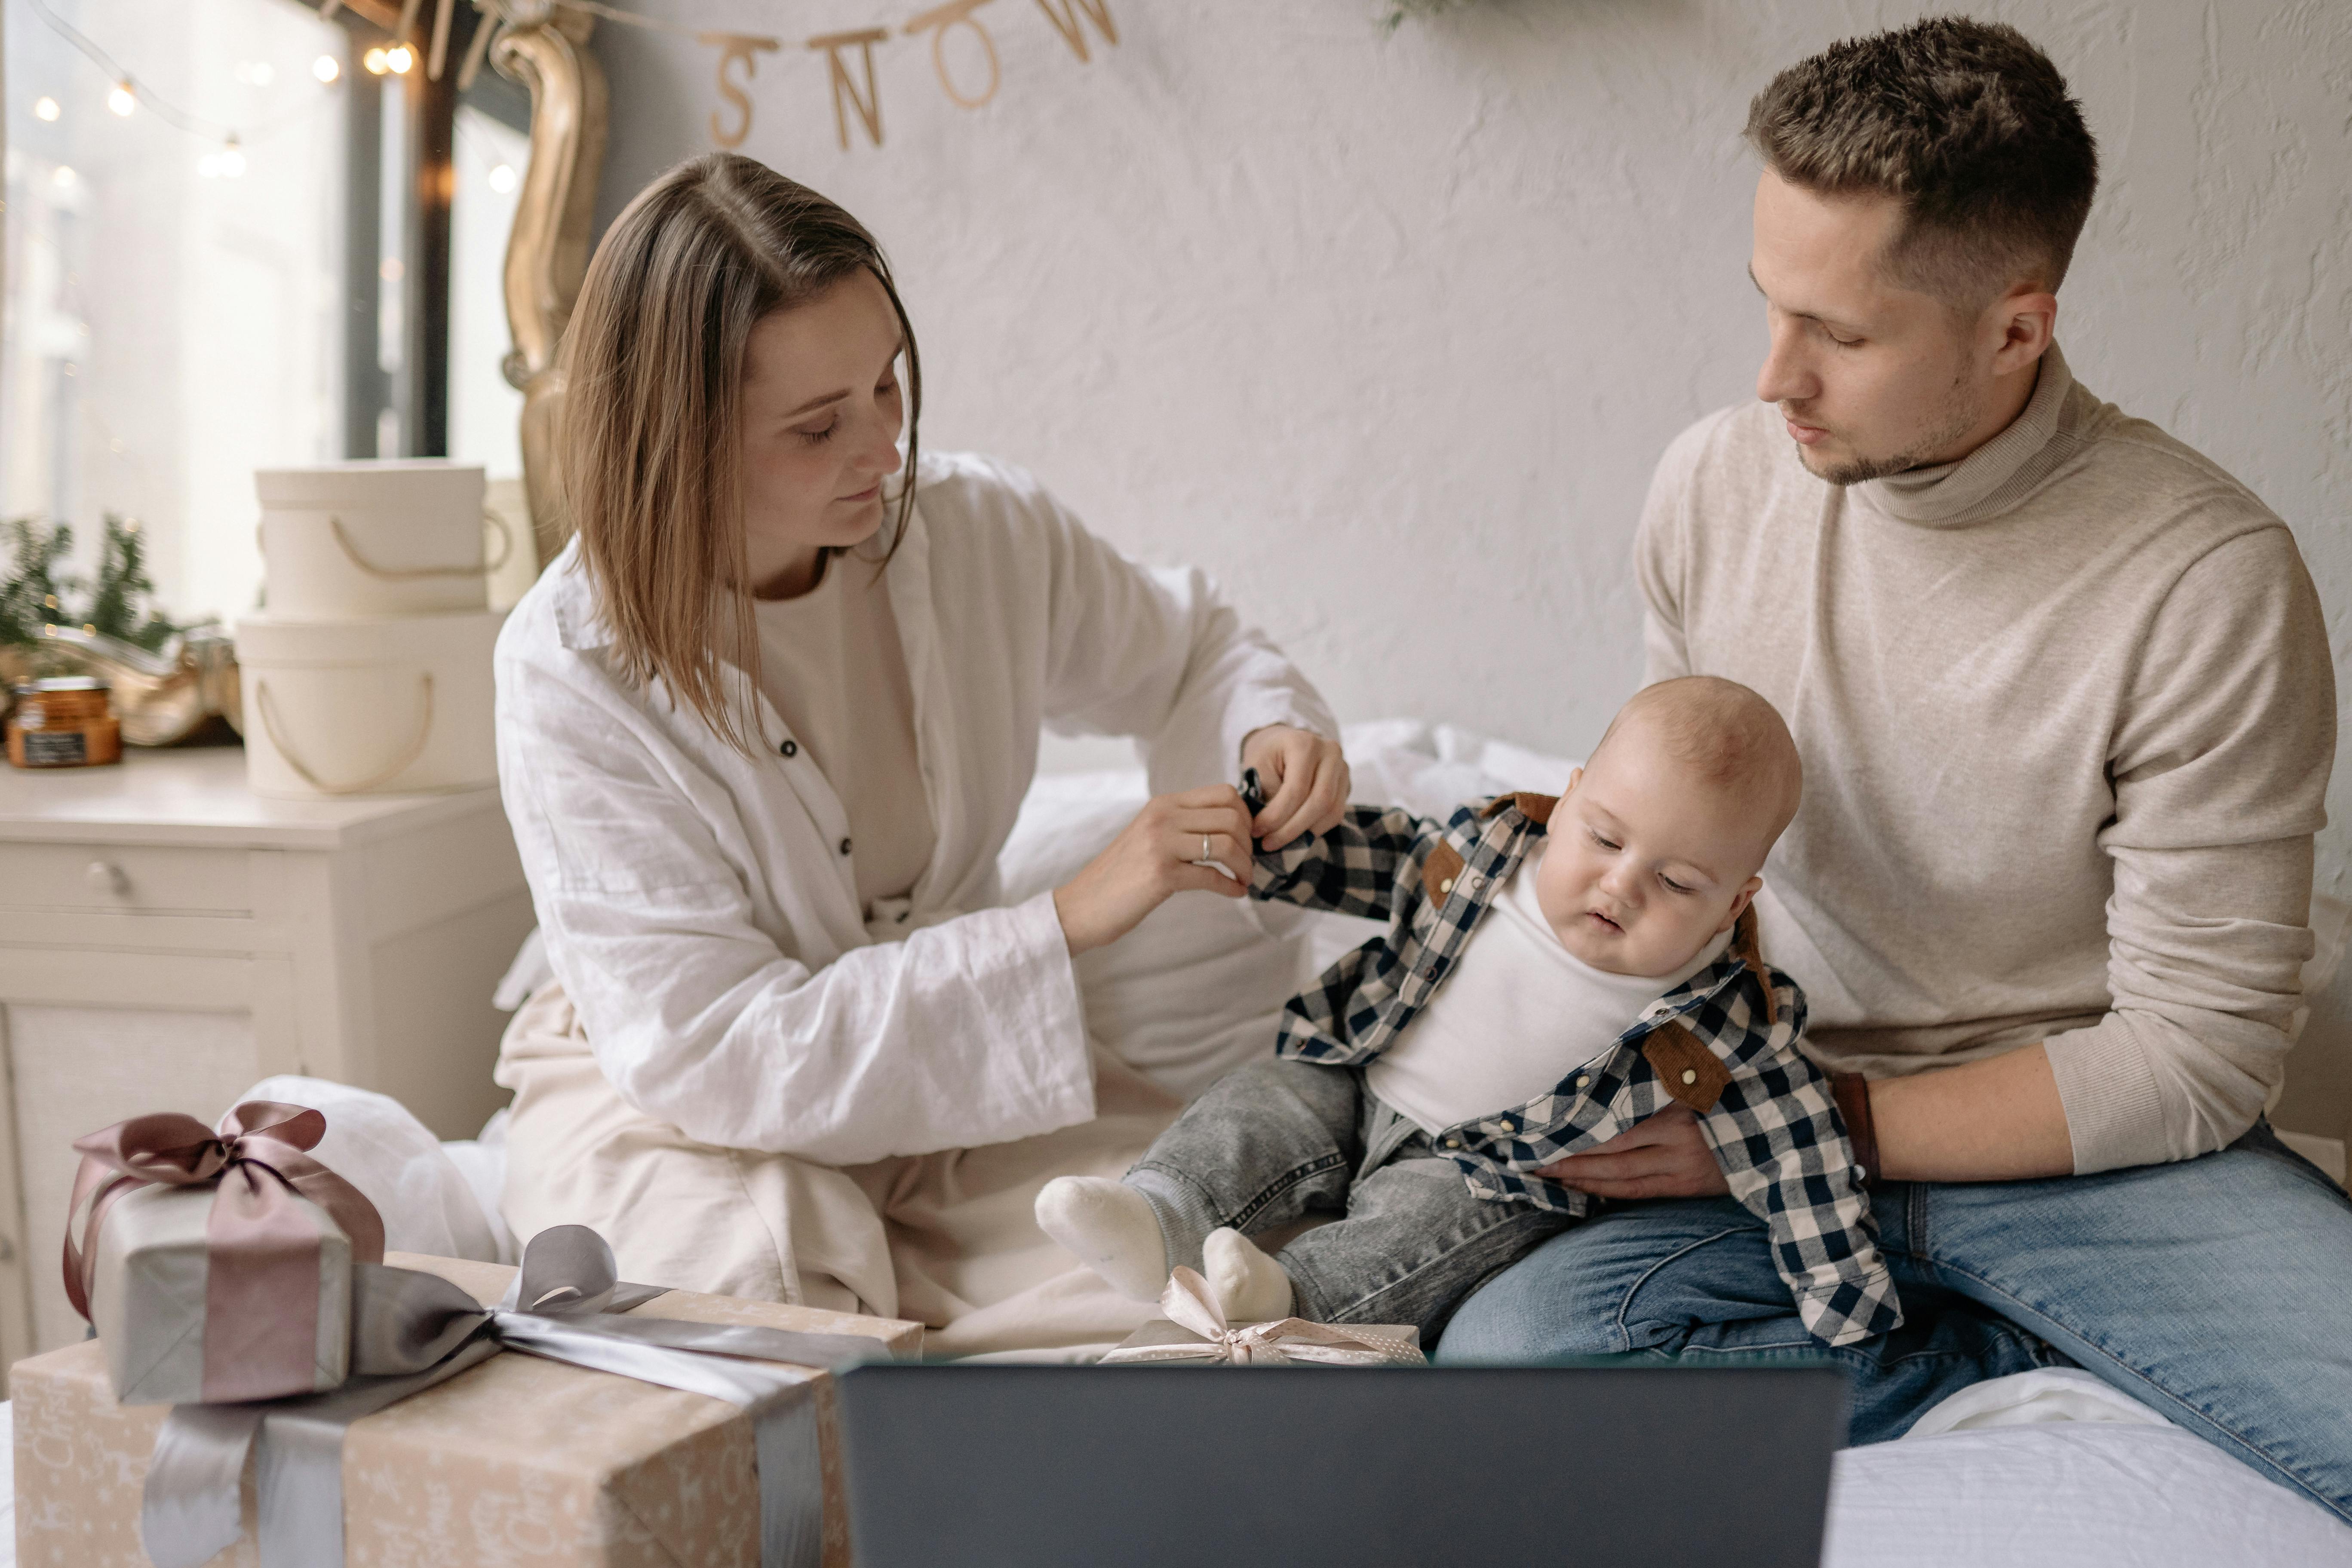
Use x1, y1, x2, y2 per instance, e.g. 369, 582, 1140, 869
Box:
494, 984, 1185, 1357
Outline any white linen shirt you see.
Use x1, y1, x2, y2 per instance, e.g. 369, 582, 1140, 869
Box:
495, 451, 1335, 1166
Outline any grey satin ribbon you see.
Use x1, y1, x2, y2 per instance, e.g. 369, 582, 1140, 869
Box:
140, 1225, 894, 1568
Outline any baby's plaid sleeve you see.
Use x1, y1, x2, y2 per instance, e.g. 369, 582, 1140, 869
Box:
1698, 1040, 1904, 1347
1240, 769, 1442, 924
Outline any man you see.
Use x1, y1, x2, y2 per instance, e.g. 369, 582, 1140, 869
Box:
1438, 16, 2352, 1524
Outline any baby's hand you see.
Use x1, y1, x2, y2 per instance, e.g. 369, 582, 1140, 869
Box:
1240, 725, 1350, 850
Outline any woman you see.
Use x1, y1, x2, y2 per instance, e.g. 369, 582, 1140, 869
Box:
491, 153, 1347, 1327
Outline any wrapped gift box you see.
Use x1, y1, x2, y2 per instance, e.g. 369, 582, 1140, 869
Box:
1096, 1273, 1424, 1367
12, 1252, 924, 1568
89, 1180, 353, 1406
1104, 1314, 1422, 1365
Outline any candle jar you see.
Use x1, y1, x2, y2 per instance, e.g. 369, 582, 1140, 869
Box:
6, 677, 124, 769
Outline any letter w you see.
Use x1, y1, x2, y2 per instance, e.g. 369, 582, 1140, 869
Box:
1034, 0, 1116, 62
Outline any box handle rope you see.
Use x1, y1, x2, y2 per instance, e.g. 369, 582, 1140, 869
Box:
252, 513, 513, 578
329, 512, 513, 578
254, 674, 434, 795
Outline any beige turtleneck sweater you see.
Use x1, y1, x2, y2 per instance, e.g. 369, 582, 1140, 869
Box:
1636, 345, 2337, 1173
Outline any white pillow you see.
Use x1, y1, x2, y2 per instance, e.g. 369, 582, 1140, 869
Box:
999, 772, 1311, 1101
1343, 717, 1580, 818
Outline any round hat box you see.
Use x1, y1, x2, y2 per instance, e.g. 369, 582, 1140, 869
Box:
255, 460, 499, 618
236, 610, 505, 798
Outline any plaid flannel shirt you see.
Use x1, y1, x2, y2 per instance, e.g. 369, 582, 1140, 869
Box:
1246, 784, 1903, 1347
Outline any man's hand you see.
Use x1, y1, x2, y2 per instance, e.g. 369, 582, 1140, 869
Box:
1536, 1105, 1729, 1200
1240, 725, 1350, 850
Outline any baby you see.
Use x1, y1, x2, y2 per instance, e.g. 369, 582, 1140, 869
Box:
1039, 676, 1901, 1347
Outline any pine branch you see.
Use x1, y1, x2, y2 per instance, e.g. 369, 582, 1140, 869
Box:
0, 517, 77, 647
88, 513, 181, 652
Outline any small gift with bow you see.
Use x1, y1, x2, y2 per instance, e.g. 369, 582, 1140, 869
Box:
1098, 1268, 1427, 1367
64, 1100, 388, 1405
21, 1102, 925, 1568
18, 1241, 924, 1568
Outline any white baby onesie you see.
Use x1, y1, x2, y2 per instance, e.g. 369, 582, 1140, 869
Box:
1365, 841, 1733, 1135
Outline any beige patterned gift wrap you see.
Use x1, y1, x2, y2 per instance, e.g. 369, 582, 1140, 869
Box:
12, 1252, 923, 1568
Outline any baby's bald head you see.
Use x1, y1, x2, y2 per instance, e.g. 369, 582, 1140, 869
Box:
1538, 678, 1800, 975
1591, 677, 1802, 853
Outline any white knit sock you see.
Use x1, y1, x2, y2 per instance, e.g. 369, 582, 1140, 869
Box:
1035, 1176, 1169, 1302
1204, 1227, 1295, 1323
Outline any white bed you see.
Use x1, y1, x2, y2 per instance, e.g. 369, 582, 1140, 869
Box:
16, 721, 2347, 1565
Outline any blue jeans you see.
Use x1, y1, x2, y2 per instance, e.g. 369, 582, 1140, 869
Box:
1436, 1120, 2352, 1525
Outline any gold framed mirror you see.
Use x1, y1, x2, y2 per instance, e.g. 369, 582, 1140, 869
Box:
485, 0, 608, 575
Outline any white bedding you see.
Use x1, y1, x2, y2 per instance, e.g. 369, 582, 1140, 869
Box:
37, 719, 2337, 1566
1825, 1372, 2352, 1565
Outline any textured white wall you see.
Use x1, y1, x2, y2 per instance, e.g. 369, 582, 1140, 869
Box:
583, 2, 2350, 916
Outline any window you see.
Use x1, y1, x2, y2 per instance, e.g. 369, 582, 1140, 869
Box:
448, 100, 528, 485
1, 0, 524, 628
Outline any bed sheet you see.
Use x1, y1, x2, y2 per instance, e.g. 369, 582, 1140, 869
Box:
1824, 1370, 2352, 1565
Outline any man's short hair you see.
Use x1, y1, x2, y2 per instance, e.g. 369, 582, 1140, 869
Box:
1745, 16, 2099, 307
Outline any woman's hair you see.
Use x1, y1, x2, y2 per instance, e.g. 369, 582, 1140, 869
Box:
557, 153, 923, 752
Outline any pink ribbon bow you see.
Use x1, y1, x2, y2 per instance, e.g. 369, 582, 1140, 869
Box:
1098, 1267, 1426, 1367
64, 1101, 387, 1403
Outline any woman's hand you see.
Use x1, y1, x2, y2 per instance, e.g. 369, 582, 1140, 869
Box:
1536, 1106, 1730, 1200
1240, 725, 1350, 850
1053, 785, 1256, 956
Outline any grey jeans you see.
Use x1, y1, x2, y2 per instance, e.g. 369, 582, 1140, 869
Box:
1125, 1055, 1578, 1336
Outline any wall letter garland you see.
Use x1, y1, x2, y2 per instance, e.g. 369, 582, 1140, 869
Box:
1033, 0, 1116, 62
444, 0, 1115, 152
904, 0, 1001, 110
703, 31, 782, 148
809, 28, 891, 149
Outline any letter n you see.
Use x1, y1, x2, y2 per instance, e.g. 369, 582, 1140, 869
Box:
810, 29, 891, 150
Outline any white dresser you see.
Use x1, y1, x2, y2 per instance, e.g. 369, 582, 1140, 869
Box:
0, 747, 534, 1365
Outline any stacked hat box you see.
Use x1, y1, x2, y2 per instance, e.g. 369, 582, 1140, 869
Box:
241, 460, 508, 798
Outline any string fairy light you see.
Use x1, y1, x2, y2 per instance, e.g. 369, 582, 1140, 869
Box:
23, 0, 1125, 195
23, 0, 230, 140
19, 0, 350, 178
